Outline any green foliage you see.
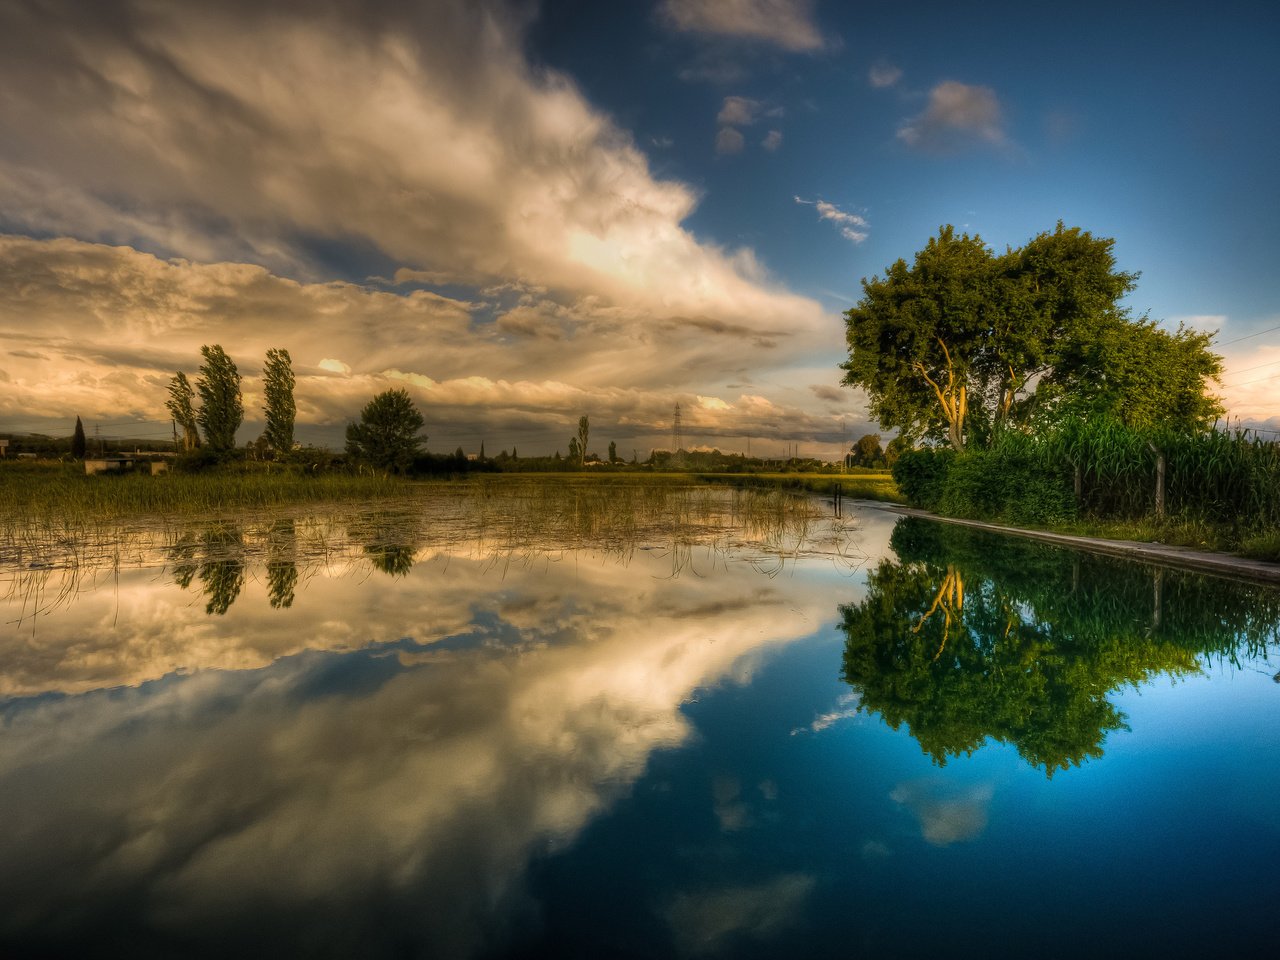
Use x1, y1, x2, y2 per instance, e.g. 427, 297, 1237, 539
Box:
1036, 319, 1223, 430
841, 223, 1221, 449
839, 519, 1279, 775
173, 447, 224, 473
894, 418, 1278, 538
936, 433, 1077, 526
575, 415, 589, 466
195, 345, 243, 454
344, 388, 425, 474
71, 416, 86, 459
891, 447, 955, 509
261, 347, 296, 458
166, 371, 201, 451
849, 433, 884, 468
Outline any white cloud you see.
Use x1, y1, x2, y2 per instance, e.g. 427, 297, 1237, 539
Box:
717, 95, 761, 126
794, 197, 869, 244
716, 126, 746, 154
0, 1, 823, 335
891, 781, 995, 846
761, 129, 783, 151
659, 0, 826, 52
868, 62, 903, 88
897, 81, 1007, 151
666, 873, 816, 955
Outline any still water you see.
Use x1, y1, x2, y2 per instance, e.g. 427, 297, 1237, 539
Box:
2, 487, 1278, 958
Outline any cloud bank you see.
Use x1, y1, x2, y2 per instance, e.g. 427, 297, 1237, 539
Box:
0, 0, 852, 451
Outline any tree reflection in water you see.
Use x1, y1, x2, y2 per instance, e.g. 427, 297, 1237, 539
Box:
168, 522, 247, 616
266, 519, 299, 608
839, 518, 1280, 775
349, 513, 418, 578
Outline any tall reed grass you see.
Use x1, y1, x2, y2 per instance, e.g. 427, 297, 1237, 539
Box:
892, 419, 1280, 554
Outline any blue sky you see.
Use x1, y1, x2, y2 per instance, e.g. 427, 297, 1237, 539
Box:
0, 0, 1276, 452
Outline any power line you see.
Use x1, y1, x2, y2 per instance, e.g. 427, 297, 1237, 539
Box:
1219, 322, 1280, 346
1220, 357, 1280, 381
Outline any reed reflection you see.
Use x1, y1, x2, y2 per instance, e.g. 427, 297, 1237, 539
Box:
839, 518, 1280, 775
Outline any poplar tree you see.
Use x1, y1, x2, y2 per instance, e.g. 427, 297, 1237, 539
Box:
576, 415, 589, 466
196, 345, 243, 454
71, 415, 86, 459
261, 347, 296, 458
166, 371, 201, 451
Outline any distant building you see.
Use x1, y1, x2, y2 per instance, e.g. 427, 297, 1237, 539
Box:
84, 457, 136, 475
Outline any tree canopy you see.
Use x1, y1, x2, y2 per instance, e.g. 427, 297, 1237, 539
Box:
261, 347, 296, 458
195, 345, 243, 454
166, 371, 201, 451
345, 388, 425, 474
71, 416, 86, 459
841, 223, 1221, 449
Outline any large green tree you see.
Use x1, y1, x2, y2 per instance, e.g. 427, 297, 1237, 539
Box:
345, 388, 425, 474
839, 223, 1206, 449
260, 347, 296, 458
166, 371, 201, 451
195, 345, 243, 454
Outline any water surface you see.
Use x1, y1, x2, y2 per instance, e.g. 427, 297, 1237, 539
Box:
2, 490, 1277, 958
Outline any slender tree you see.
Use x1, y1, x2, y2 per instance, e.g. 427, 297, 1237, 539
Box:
71, 415, 86, 459
195, 345, 243, 454
166, 372, 201, 451
576, 415, 589, 466
261, 347, 296, 458
608, 440, 618, 463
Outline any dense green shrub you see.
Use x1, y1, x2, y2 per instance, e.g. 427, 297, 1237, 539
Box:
932, 439, 1076, 526
891, 447, 955, 509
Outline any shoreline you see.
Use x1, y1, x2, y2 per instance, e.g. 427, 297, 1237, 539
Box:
854, 500, 1280, 585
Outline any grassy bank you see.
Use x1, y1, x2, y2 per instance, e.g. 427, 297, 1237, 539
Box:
0, 460, 412, 521
891, 422, 1280, 562
0, 462, 901, 521
695, 470, 901, 502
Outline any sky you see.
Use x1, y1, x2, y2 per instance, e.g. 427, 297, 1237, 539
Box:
1, 0, 1277, 456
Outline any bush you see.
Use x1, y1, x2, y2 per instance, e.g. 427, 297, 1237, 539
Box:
172, 447, 224, 473
891, 447, 955, 509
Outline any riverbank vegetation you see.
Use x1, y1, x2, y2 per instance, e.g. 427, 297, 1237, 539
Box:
0, 459, 897, 524
844, 223, 1277, 561
892, 419, 1280, 560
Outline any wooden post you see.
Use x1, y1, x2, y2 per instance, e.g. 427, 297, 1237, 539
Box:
1152, 568, 1164, 631
1147, 442, 1165, 518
